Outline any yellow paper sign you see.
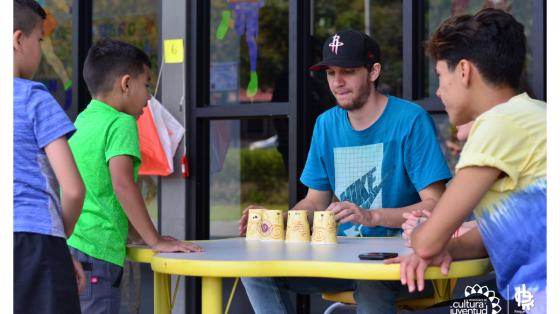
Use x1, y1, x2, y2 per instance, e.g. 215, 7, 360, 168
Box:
164, 39, 184, 64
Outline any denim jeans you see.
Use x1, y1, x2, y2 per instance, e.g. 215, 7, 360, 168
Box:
69, 247, 123, 314
241, 277, 424, 314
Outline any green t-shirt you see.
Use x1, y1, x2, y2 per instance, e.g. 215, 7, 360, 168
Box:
67, 99, 141, 266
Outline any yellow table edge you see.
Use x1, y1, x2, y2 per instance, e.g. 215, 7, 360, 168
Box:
150, 256, 491, 280
126, 245, 154, 263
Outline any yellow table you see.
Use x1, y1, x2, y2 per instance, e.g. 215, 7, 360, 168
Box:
127, 237, 491, 314
126, 244, 175, 313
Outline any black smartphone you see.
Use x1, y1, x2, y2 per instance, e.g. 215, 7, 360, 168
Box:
358, 252, 398, 260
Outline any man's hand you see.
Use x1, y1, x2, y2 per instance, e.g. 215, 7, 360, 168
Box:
238, 205, 263, 236
71, 255, 86, 293
402, 210, 431, 247
327, 201, 376, 226
384, 250, 452, 293
150, 236, 204, 253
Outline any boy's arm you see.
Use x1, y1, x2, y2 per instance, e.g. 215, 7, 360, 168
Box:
127, 219, 144, 244
109, 155, 202, 252
109, 155, 160, 246
411, 166, 501, 259
447, 226, 487, 259
44, 137, 85, 238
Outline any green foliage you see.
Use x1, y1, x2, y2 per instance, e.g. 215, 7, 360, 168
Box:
240, 148, 287, 185
211, 148, 288, 207
313, 0, 403, 96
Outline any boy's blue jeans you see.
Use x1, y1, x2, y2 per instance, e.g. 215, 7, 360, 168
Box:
241, 277, 423, 314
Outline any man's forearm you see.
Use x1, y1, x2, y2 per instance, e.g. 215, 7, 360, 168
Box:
412, 168, 499, 259
372, 197, 438, 228
291, 197, 329, 224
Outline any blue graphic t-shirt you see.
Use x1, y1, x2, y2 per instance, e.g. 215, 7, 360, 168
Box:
13, 78, 75, 238
456, 93, 546, 298
301, 96, 451, 237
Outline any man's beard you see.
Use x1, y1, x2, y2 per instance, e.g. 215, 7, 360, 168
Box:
337, 85, 370, 112
338, 99, 366, 111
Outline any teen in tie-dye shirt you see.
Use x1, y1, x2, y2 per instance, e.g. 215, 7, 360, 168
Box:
387, 8, 546, 313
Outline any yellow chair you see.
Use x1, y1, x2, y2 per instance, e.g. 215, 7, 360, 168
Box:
321, 279, 457, 314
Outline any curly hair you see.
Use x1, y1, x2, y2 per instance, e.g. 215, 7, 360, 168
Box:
426, 8, 526, 89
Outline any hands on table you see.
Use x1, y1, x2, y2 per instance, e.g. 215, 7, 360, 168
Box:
239, 204, 264, 236
238, 201, 380, 236
327, 201, 376, 226
402, 209, 431, 247
151, 235, 204, 253
384, 250, 453, 293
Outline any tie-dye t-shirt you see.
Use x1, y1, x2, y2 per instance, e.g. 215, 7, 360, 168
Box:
301, 96, 452, 237
456, 92, 546, 299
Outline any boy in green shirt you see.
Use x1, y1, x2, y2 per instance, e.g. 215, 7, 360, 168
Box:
67, 39, 202, 313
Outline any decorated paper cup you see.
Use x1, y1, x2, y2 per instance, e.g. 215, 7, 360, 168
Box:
260, 209, 285, 241
311, 211, 337, 244
286, 210, 310, 242
246, 208, 265, 240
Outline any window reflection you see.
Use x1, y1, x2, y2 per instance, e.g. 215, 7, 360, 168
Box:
93, 0, 161, 226
93, 0, 161, 93
424, 1, 535, 173
210, 0, 289, 104
313, 0, 403, 97
424, 0, 534, 97
210, 119, 289, 238
432, 114, 461, 171
35, 0, 73, 111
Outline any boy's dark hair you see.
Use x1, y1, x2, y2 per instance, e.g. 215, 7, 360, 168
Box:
83, 39, 152, 96
14, 0, 46, 34
426, 8, 526, 89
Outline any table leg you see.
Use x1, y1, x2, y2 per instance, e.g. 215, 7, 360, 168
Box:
432, 279, 457, 304
202, 277, 222, 314
154, 272, 172, 314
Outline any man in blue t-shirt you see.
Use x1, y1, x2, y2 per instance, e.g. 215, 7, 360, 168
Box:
238, 30, 452, 314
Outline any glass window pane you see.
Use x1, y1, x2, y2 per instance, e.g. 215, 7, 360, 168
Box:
432, 114, 462, 171
210, 118, 289, 238
93, 0, 161, 94
138, 176, 159, 229
209, 0, 289, 105
35, 0, 73, 111
93, 0, 161, 226
313, 0, 403, 97
424, 0, 534, 97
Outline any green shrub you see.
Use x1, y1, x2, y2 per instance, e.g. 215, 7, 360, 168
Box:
211, 148, 288, 205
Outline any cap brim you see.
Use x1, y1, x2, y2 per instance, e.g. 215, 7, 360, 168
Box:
310, 59, 365, 71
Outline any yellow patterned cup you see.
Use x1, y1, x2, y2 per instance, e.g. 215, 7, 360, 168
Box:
285, 210, 310, 242
311, 211, 337, 244
246, 208, 265, 240
260, 209, 285, 241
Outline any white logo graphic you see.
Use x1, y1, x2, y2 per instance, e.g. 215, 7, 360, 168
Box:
461, 284, 502, 314
328, 34, 344, 55
514, 284, 535, 311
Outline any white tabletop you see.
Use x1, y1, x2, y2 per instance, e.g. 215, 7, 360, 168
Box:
148, 237, 490, 280
156, 237, 411, 263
